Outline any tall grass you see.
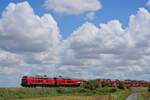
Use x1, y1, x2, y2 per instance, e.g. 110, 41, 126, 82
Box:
0, 88, 58, 100
138, 93, 150, 100
0, 87, 130, 100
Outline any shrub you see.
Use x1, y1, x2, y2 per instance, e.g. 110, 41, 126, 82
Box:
101, 81, 108, 87
148, 84, 150, 92
56, 89, 64, 94
83, 80, 99, 90
109, 87, 117, 93
117, 82, 125, 90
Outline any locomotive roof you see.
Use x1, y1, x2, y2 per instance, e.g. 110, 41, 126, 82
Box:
22, 75, 84, 80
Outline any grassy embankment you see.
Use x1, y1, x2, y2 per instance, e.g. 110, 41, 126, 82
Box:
138, 93, 150, 100
136, 87, 150, 100
0, 87, 130, 100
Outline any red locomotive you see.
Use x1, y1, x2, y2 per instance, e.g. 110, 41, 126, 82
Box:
21, 75, 84, 88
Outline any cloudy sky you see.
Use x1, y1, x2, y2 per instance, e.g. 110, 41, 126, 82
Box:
0, 0, 150, 87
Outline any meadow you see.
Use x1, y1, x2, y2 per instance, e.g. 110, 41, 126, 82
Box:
0, 87, 130, 100
0, 81, 149, 100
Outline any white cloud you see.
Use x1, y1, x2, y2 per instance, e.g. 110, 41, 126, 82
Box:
0, 49, 24, 66
1, 1, 150, 87
0, 2, 61, 86
0, 49, 25, 86
0, 1, 61, 71
59, 8, 150, 80
44, 0, 102, 15
0, 1, 60, 53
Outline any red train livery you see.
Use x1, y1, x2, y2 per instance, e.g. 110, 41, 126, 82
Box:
21, 75, 150, 88
95, 79, 150, 87
21, 75, 84, 87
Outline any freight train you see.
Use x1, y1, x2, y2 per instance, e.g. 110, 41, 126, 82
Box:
21, 75, 150, 88
95, 79, 150, 87
21, 75, 84, 88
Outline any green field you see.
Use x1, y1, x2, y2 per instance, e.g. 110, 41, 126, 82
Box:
0, 87, 130, 100
21, 96, 110, 100
0, 83, 149, 100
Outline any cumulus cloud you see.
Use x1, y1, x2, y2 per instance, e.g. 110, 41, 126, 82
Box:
0, 2, 61, 86
0, 49, 26, 86
0, 49, 25, 76
44, 0, 102, 15
0, 1, 60, 53
1, 1, 150, 87
59, 8, 150, 80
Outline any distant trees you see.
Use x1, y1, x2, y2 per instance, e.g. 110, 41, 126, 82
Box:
81, 80, 117, 95
101, 81, 109, 87
117, 82, 125, 90
82, 80, 99, 90
81, 79, 150, 93
82, 80, 126, 90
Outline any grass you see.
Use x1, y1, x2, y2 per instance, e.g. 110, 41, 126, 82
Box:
20, 96, 109, 100
112, 89, 130, 100
0, 88, 58, 100
131, 87, 150, 100
0, 87, 131, 100
138, 93, 150, 100
130, 87, 148, 92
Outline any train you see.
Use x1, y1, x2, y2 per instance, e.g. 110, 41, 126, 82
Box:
21, 75, 84, 88
21, 75, 150, 88
95, 79, 150, 87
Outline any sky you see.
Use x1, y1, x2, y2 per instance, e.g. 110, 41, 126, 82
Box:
0, 0, 150, 87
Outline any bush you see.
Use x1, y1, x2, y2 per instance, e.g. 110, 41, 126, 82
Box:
148, 88, 150, 92
83, 80, 99, 90
101, 81, 110, 87
109, 88, 117, 93
117, 82, 125, 90
56, 89, 64, 94
148, 84, 150, 92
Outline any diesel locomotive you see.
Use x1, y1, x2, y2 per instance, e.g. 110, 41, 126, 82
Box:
21, 75, 84, 87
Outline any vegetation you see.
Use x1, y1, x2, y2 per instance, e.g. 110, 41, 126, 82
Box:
0, 88, 58, 100
117, 82, 125, 90
0, 87, 131, 100
137, 85, 150, 100
112, 90, 130, 100
138, 93, 150, 100
20, 96, 110, 100
148, 83, 150, 92
0, 80, 134, 100
82, 80, 99, 90
130, 87, 148, 92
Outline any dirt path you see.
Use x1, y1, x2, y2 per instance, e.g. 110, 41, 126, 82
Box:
126, 93, 138, 100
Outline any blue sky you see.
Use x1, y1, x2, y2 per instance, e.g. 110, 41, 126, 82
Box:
0, 0, 149, 38
1, 0, 150, 86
